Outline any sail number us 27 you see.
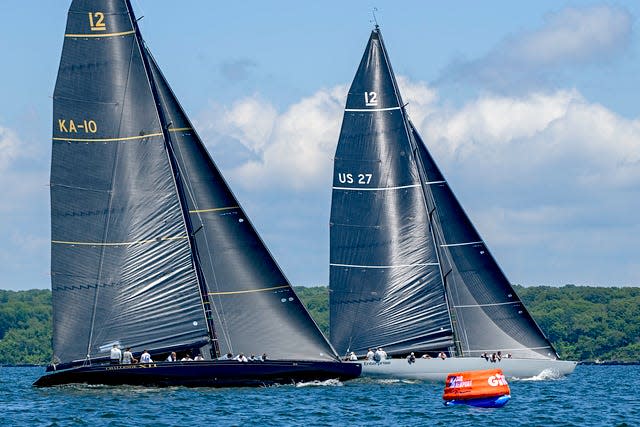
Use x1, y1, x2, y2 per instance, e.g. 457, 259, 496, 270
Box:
337, 173, 373, 185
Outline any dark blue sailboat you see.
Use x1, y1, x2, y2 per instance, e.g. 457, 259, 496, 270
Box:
329, 26, 575, 380
34, 0, 359, 387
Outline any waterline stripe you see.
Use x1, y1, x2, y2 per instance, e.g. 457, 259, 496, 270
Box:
208, 285, 290, 296
333, 184, 420, 191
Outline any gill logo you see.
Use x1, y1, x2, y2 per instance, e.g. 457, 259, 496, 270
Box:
488, 373, 508, 386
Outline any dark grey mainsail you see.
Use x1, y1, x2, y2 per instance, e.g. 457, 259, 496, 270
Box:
329, 29, 454, 357
50, 0, 337, 366
330, 27, 558, 360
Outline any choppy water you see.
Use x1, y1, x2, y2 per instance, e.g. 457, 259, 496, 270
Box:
1, 365, 638, 426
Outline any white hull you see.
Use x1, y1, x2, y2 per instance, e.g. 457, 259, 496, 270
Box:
352, 357, 577, 381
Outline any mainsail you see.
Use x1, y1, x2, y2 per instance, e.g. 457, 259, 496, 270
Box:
330, 27, 558, 360
51, 0, 337, 365
329, 29, 454, 357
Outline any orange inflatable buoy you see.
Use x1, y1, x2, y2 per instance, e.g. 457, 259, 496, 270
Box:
443, 369, 511, 408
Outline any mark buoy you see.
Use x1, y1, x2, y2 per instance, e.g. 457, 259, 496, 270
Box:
443, 368, 511, 408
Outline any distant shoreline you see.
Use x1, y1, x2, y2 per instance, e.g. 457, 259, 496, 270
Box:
579, 360, 640, 366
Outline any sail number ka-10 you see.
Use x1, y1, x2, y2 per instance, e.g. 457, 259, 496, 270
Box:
58, 119, 98, 134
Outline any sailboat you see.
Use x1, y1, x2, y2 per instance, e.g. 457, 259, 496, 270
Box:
34, 0, 360, 387
328, 26, 576, 380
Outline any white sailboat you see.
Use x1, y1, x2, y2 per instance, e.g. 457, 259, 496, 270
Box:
328, 26, 576, 381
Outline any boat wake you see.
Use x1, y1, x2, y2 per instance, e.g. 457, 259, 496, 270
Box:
295, 379, 343, 388
374, 378, 420, 385
520, 369, 564, 381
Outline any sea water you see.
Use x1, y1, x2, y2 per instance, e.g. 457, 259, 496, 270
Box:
1, 365, 638, 426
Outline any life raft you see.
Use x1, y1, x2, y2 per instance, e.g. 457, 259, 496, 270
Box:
442, 368, 511, 408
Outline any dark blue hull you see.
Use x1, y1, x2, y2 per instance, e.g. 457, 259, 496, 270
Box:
33, 360, 362, 387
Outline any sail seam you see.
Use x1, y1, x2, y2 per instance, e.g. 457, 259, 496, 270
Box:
440, 241, 484, 247
454, 301, 520, 308
333, 184, 420, 191
189, 206, 239, 213
52, 236, 188, 246
344, 106, 401, 112
65, 30, 136, 38
330, 263, 440, 269
208, 285, 290, 296
53, 128, 191, 143
424, 180, 446, 185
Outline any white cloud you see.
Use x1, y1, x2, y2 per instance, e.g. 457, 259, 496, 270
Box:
199, 85, 347, 190
196, 76, 639, 285
512, 6, 632, 66
440, 5, 632, 90
0, 125, 21, 171
418, 90, 640, 189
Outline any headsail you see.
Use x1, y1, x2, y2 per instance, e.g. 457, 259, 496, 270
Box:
330, 27, 558, 360
146, 50, 338, 362
411, 122, 557, 359
51, 0, 209, 364
329, 29, 454, 357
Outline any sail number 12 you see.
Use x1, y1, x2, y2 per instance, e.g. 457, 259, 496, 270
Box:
88, 12, 106, 31
338, 173, 373, 185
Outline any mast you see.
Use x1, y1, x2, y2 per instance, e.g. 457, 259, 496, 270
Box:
124, 0, 220, 358
374, 27, 457, 353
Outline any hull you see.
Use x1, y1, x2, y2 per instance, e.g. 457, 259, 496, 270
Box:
354, 357, 576, 381
33, 360, 361, 387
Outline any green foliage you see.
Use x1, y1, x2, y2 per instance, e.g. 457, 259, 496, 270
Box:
1, 286, 638, 364
514, 285, 640, 362
0, 289, 52, 365
294, 286, 329, 336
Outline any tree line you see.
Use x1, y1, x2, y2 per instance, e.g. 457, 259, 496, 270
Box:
0, 285, 638, 365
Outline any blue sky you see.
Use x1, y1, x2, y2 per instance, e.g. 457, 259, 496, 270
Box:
0, 1, 638, 291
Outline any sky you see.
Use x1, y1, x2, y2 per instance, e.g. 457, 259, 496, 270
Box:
0, 1, 638, 291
